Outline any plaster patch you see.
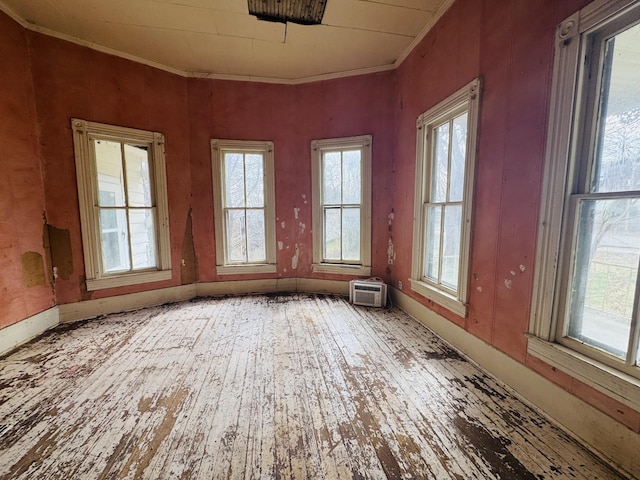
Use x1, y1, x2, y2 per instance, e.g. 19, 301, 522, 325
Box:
21, 252, 46, 287
291, 244, 300, 270
278, 241, 283, 251
504, 279, 512, 289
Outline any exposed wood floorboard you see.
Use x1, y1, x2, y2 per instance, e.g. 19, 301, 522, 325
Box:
0, 294, 628, 479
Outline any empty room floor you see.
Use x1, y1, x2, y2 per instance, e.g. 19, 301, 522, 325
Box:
0, 294, 627, 479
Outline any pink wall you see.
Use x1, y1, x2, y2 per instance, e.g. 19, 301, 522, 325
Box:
188, 75, 395, 283
0, 13, 54, 328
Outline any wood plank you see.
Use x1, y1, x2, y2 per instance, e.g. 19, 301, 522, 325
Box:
0, 294, 630, 479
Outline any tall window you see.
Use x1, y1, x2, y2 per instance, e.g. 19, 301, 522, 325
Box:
211, 140, 276, 274
410, 79, 480, 316
72, 119, 171, 290
530, 0, 640, 410
311, 135, 372, 276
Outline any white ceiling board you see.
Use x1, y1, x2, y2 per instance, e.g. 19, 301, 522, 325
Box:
0, 0, 451, 83
323, 0, 431, 37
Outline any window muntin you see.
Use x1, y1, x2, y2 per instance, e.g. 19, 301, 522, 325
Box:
72, 119, 171, 291
311, 136, 372, 276
211, 140, 276, 275
556, 18, 640, 372
410, 79, 480, 316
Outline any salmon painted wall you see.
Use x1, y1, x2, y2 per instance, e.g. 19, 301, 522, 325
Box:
391, 0, 640, 431
0, 12, 54, 328
188, 75, 395, 283
27, 32, 193, 305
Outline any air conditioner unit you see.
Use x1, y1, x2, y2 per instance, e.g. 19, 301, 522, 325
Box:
349, 279, 387, 308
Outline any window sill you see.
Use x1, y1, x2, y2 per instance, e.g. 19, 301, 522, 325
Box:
409, 278, 467, 317
216, 264, 277, 276
527, 335, 640, 412
87, 269, 172, 291
312, 263, 371, 276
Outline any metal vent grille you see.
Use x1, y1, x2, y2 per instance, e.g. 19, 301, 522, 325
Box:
248, 0, 328, 26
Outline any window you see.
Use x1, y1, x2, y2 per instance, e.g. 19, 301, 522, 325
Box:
410, 79, 481, 316
211, 140, 276, 275
72, 119, 171, 290
530, 0, 640, 410
311, 135, 372, 276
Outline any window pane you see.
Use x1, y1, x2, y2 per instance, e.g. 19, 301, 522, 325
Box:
593, 24, 640, 193
129, 208, 156, 269
342, 150, 361, 204
124, 145, 152, 207
441, 204, 462, 290
226, 209, 246, 263
245, 154, 264, 208
225, 153, 245, 208
95, 140, 125, 207
323, 207, 341, 260
323, 152, 342, 205
100, 208, 130, 273
432, 122, 449, 203
568, 198, 639, 358
424, 205, 442, 281
246, 209, 266, 262
342, 207, 360, 261
450, 113, 468, 202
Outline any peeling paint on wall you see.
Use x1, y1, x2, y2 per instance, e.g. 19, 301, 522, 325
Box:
299, 223, 306, 235
504, 279, 512, 290
21, 252, 46, 287
181, 208, 198, 285
291, 244, 300, 270
387, 238, 396, 265
294, 207, 300, 219
388, 209, 395, 230
281, 221, 286, 229
46, 225, 73, 280
278, 241, 283, 251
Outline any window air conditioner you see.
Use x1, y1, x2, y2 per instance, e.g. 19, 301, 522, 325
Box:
349, 279, 387, 308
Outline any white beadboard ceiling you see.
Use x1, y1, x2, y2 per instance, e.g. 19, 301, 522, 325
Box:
0, 0, 452, 84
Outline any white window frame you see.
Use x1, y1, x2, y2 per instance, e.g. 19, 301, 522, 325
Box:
211, 139, 276, 275
311, 135, 372, 276
529, 0, 640, 412
410, 78, 481, 317
72, 119, 172, 291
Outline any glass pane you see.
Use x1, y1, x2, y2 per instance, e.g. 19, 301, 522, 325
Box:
124, 144, 152, 207
226, 209, 246, 263
450, 113, 468, 202
323, 207, 341, 260
129, 208, 156, 269
568, 198, 639, 359
323, 152, 342, 205
424, 205, 442, 281
441, 204, 462, 290
593, 24, 640, 193
224, 153, 245, 208
342, 150, 361, 204
432, 122, 450, 203
246, 209, 266, 262
342, 207, 360, 261
245, 154, 264, 208
95, 140, 125, 207
99, 208, 130, 273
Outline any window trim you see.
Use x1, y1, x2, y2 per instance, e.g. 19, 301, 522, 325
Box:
210, 139, 277, 275
72, 119, 172, 291
529, 0, 640, 411
410, 78, 481, 317
311, 135, 372, 276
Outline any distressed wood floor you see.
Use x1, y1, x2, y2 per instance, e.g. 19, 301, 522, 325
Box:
0, 294, 627, 479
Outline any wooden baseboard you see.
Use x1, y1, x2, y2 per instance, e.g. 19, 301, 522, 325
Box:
0, 308, 59, 357
391, 287, 640, 478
